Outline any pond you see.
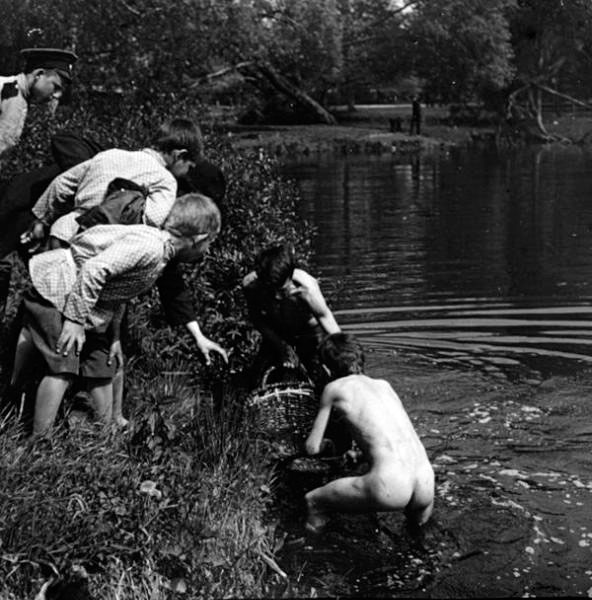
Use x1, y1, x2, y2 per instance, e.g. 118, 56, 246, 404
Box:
274, 144, 592, 597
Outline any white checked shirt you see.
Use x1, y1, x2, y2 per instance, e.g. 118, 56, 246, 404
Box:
32, 147, 178, 242
29, 224, 176, 331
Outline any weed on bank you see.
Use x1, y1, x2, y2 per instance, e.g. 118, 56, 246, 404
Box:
0, 372, 280, 598
0, 99, 312, 597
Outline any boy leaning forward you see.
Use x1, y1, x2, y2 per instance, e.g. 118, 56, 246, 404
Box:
9, 193, 221, 435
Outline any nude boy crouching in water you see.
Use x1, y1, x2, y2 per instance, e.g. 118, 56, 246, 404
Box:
304, 333, 435, 533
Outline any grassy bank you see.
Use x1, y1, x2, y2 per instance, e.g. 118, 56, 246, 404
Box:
0, 100, 313, 598
4, 99, 592, 598
0, 373, 281, 598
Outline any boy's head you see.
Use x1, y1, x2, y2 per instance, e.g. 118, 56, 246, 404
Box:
255, 244, 295, 292
319, 333, 365, 379
153, 118, 203, 178
164, 192, 221, 262
21, 48, 77, 104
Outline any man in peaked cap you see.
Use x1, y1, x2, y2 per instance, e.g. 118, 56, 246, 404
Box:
0, 47, 77, 157
0, 48, 81, 319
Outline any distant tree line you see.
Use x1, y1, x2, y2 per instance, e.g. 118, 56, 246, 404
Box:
2, 0, 592, 132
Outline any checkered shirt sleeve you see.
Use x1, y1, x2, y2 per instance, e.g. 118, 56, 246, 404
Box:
32, 159, 91, 225
63, 227, 171, 324
32, 149, 178, 234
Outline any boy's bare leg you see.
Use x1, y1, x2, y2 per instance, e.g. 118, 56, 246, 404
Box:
305, 475, 371, 533
111, 367, 128, 427
88, 379, 114, 424
305, 471, 414, 533
33, 374, 71, 435
404, 465, 435, 526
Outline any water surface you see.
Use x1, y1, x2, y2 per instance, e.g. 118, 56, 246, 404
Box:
277, 144, 592, 597
283, 144, 592, 381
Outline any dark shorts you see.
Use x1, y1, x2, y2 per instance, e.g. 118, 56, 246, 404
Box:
23, 290, 116, 380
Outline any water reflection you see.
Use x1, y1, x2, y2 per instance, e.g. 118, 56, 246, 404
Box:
282, 144, 592, 379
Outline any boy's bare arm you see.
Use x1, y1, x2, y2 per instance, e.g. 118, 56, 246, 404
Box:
305, 388, 334, 455
185, 320, 228, 365
291, 270, 340, 335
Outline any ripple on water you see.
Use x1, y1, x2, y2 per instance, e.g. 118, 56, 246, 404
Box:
337, 300, 592, 381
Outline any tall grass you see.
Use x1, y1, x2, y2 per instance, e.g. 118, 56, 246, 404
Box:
0, 96, 312, 597
0, 368, 282, 598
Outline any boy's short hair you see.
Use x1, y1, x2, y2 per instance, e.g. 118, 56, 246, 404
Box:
163, 193, 221, 238
319, 333, 365, 378
255, 244, 295, 289
152, 118, 203, 162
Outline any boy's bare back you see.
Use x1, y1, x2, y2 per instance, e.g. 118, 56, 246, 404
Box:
304, 334, 434, 531
325, 374, 430, 469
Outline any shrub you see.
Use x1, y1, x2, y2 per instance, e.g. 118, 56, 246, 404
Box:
0, 96, 314, 597
1, 97, 315, 383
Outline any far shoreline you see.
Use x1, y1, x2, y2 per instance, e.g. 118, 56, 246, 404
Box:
226, 122, 472, 156
221, 104, 592, 157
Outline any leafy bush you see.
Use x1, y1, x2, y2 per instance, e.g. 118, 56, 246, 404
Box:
0, 96, 314, 597
1, 97, 315, 382
123, 133, 314, 388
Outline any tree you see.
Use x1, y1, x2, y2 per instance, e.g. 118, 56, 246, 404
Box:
506, 0, 592, 139
338, 0, 417, 107
402, 0, 515, 104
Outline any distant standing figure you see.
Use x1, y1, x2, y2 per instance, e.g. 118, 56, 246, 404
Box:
0, 47, 80, 314
0, 47, 77, 157
409, 96, 422, 135
304, 333, 435, 533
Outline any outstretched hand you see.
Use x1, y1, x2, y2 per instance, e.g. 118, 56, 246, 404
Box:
196, 337, 228, 366
56, 319, 85, 356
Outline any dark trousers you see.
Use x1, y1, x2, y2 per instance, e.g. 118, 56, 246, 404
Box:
0, 164, 62, 305
0, 131, 103, 309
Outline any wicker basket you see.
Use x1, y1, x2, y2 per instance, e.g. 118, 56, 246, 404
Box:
246, 366, 318, 456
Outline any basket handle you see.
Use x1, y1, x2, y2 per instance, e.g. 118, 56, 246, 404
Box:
261, 363, 312, 387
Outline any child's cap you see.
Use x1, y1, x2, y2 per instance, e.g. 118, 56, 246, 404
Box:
20, 47, 78, 82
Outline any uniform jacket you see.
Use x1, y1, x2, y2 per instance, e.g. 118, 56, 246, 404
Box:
0, 73, 28, 157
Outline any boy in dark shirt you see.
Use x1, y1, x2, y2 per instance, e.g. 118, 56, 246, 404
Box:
242, 244, 340, 388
